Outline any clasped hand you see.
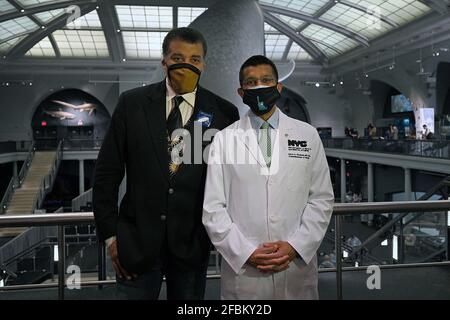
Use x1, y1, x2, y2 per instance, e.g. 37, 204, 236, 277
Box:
247, 241, 298, 273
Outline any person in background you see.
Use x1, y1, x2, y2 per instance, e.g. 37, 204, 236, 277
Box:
367, 123, 377, 138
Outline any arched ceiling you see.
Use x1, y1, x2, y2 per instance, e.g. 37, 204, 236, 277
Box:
0, 0, 445, 65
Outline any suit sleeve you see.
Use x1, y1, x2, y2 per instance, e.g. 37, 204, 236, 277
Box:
202, 131, 257, 274
287, 132, 334, 265
93, 93, 127, 242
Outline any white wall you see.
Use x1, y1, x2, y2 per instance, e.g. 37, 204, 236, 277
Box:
282, 77, 353, 137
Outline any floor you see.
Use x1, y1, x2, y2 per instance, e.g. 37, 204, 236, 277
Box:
1, 265, 449, 300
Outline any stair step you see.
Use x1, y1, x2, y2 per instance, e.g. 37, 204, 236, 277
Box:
3, 150, 58, 213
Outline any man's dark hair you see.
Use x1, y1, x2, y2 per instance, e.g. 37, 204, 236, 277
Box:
162, 27, 207, 57
239, 55, 279, 86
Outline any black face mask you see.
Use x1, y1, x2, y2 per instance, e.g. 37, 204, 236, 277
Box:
242, 85, 281, 116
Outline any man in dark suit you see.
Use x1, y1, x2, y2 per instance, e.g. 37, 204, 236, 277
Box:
93, 27, 239, 300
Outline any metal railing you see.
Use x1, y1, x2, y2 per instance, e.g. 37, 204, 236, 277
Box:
71, 188, 92, 212
32, 141, 63, 214
0, 200, 449, 300
0, 141, 35, 214
322, 137, 450, 159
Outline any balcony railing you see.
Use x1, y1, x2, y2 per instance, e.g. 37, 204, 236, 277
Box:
322, 137, 450, 159
0, 200, 449, 299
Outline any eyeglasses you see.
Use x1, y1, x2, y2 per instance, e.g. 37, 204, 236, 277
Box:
242, 76, 276, 88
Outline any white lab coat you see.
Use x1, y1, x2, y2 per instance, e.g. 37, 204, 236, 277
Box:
202, 110, 334, 300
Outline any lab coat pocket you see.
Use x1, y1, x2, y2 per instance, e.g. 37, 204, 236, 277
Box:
286, 161, 310, 192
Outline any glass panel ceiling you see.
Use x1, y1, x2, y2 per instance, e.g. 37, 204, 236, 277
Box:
320, 3, 393, 39
260, 0, 330, 15
301, 24, 359, 54
264, 22, 278, 32
25, 36, 55, 57
0, 0, 15, 15
178, 7, 207, 27
0, 35, 25, 54
311, 40, 343, 58
52, 29, 109, 58
274, 13, 305, 30
0, 1, 435, 62
0, 16, 38, 43
115, 6, 173, 29
16, 0, 70, 8
287, 41, 312, 61
122, 31, 167, 59
345, 0, 432, 25
265, 33, 290, 60
34, 9, 65, 24
65, 10, 102, 29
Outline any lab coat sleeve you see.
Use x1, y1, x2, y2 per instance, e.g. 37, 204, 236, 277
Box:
287, 132, 334, 265
202, 132, 258, 274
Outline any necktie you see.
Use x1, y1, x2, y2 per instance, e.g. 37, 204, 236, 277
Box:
259, 121, 271, 167
167, 96, 184, 136
167, 96, 184, 178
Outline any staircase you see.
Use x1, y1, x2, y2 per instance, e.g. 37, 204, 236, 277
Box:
0, 151, 57, 237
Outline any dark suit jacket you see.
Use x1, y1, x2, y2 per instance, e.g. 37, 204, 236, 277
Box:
93, 80, 239, 273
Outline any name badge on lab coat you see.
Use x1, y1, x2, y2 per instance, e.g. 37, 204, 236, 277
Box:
287, 139, 312, 160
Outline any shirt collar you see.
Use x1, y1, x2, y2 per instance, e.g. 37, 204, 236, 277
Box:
166, 78, 197, 108
249, 107, 280, 130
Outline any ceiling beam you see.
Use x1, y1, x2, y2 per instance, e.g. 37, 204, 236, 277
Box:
6, 0, 46, 29
325, 13, 450, 73
173, 6, 178, 28
418, 0, 449, 14
96, 0, 124, 63
261, 3, 369, 47
0, 0, 96, 23
263, 11, 328, 65
337, 0, 399, 28
108, 0, 215, 7
6, 3, 98, 60
48, 34, 60, 58
281, 0, 338, 61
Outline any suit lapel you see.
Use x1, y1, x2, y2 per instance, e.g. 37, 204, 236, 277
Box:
171, 86, 213, 178
141, 80, 170, 182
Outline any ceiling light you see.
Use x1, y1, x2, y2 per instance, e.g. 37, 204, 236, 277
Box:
315, 82, 320, 87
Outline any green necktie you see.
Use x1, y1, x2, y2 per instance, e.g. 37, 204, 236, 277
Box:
259, 121, 271, 167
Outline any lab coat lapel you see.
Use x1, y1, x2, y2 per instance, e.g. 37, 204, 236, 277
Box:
237, 113, 267, 168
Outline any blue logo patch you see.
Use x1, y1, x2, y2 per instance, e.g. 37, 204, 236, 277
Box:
195, 111, 213, 128
256, 96, 267, 111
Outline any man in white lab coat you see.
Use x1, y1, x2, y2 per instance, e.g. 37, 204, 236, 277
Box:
202, 55, 334, 299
